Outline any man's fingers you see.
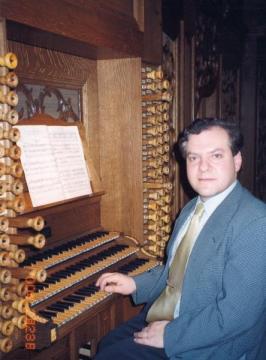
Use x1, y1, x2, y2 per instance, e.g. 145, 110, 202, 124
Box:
98, 279, 116, 291
95, 272, 136, 295
96, 272, 114, 284
134, 337, 149, 345
96, 273, 117, 289
133, 329, 152, 346
102, 284, 119, 293
133, 323, 166, 348
134, 328, 148, 339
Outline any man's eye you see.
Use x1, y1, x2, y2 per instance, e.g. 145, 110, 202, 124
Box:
212, 153, 223, 159
187, 155, 198, 162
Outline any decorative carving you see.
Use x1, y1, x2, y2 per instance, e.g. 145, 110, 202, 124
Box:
16, 84, 80, 122
193, 0, 245, 117
194, 13, 219, 116
221, 67, 239, 122
162, 34, 175, 83
256, 63, 266, 202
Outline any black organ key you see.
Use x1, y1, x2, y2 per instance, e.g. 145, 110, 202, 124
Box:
47, 305, 65, 313
38, 310, 56, 319
63, 295, 83, 303
71, 293, 85, 300
35, 283, 49, 290
45, 278, 58, 284
118, 258, 148, 274
76, 288, 94, 296
50, 274, 67, 280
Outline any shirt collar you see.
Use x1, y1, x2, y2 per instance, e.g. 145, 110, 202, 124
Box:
197, 180, 237, 217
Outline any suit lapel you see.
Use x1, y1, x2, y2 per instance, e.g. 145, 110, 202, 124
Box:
180, 182, 244, 304
191, 182, 243, 255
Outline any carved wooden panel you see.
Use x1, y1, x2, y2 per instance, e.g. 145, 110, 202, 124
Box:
194, 13, 219, 117
220, 66, 240, 122
17, 83, 80, 122
256, 59, 266, 202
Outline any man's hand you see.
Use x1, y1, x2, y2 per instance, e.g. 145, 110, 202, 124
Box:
133, 321, 169, 348
96, 272, 136, 295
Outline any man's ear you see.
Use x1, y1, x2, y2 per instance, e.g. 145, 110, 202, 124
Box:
234, 151, 242, 172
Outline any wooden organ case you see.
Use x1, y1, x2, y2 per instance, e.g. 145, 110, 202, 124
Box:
0, 1, 165, 358
0, 75, 159, 359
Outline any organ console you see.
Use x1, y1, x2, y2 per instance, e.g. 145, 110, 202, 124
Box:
0, 51, 175, 359
0, 111, 160, 359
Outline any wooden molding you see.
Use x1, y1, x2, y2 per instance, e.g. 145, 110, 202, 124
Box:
0, 0, 143, 58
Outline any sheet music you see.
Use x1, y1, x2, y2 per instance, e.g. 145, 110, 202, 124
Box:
17, 125, 92, 207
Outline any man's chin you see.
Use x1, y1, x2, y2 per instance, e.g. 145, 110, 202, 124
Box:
196, 188, 218, 200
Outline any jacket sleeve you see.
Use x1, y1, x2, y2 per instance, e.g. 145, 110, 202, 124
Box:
164, 216, 266, 357
131, 264, 165, 305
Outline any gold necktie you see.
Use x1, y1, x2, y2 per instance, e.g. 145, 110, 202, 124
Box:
146, 202, 205, 322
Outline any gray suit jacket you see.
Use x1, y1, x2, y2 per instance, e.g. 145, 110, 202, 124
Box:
133, 182, 266, 359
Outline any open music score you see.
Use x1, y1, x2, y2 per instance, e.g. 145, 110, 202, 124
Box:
17, 125, 92, 207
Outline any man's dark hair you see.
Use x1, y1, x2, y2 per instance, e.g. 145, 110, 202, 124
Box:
178, 118, 244, 157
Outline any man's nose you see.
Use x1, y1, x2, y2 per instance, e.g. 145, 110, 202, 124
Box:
199, 157, 209, 171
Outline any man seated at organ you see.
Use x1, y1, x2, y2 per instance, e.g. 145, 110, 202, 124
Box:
95, 118, 266, 360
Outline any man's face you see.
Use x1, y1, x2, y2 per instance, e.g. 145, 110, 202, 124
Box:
185, 126, 242, 201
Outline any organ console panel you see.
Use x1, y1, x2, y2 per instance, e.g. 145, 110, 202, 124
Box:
0, 114, 159, 360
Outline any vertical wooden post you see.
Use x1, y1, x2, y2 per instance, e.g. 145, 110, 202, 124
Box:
0, 18, 8, 55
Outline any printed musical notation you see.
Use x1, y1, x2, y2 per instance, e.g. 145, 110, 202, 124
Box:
17, 125, 92, 207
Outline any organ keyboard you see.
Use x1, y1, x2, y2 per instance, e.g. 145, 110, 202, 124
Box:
1, 203, 159, 360
37, 256, 158, 331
